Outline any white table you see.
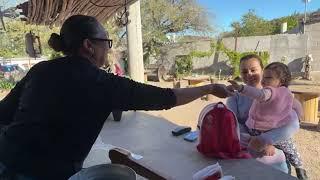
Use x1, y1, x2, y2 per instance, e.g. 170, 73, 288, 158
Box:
95, 111, 296, 180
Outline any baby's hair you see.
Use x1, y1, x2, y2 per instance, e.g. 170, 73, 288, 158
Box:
264, 62, 291, 87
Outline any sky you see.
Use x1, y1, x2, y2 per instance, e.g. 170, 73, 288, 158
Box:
0, 0, 23, 8
198, 0, 320, 32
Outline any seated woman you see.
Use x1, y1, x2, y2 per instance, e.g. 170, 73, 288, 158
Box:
226, 55, 307, 180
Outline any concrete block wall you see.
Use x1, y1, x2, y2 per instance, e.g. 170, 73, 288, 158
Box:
155, 22, 320, 80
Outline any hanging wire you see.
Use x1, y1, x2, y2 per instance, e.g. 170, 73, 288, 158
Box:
89, 0, 124, 8
89, 0, 129, 26
118, 0, 129, 26
115, 0, 129, 27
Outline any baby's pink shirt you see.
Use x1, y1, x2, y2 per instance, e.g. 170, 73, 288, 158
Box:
243, 86, 294, 131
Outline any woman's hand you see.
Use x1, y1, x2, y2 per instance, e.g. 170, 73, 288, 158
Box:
173, 83, 233, 106
228, 80, 244, 92
263, 145, 276, 156
210, 84, 234, 98
248, 136, 265, 152
249, 136, 276, 156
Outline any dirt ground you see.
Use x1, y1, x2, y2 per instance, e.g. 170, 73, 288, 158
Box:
0, 80, 319, 179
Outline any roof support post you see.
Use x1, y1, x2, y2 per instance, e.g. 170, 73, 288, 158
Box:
126, 0, 145, 83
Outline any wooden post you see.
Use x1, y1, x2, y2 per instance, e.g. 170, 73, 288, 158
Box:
294, 93, 319, 124
126, 0, 145, 83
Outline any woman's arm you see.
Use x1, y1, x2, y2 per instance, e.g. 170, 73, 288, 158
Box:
173, 84, 232, 106
98, 71, 232, 111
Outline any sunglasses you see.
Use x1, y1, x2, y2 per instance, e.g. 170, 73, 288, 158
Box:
90, 38, 113, 48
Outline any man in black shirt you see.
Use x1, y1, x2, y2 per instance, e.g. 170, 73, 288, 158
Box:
0, 15, 232, 179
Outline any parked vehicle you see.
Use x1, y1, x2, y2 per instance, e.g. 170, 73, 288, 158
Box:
0, 64, 27, 81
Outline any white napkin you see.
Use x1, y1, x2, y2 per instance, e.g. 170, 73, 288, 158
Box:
219, 176, 235, 180
192, 163, 223, 180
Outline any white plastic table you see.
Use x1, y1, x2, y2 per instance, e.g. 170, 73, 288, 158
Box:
96, 111, 296, 180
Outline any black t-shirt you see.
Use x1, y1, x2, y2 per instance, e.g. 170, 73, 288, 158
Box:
0, 56, 176, 179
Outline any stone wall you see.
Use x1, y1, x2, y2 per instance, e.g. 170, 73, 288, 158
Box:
157, 40, 226, 75
222, 34, 308, 73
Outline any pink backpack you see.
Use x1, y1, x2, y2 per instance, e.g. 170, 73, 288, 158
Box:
197, 102, 251, 159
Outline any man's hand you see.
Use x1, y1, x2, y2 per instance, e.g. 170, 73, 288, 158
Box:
211, 84, 234, 98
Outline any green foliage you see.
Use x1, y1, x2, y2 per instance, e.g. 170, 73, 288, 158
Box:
0, 48, 18, 58
213, 41, 269, 77
0, 79, 16, 90
232, 10, 272, 37
49, 50, 64, 59
1, 1, 211, 65
269, 13, 300, 34
173, 41, 267, 78
173, 41, 215, 78
226, 10, 304, 37
186, 41, 215, 61
189, 51, 213, 58
0, 20, 59, 58
175, 55, 193, 78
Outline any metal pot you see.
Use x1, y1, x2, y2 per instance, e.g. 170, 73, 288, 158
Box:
69, 164, 137, 180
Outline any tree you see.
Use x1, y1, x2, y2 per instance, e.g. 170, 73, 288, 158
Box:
229, 9, 272, 37
0, 19, 59, 58
0, 0, 212, 63
269, 12, 300, 34
225, 10, 305, 37
140, 0, 212, 63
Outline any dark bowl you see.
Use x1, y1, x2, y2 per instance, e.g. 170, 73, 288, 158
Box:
69, 164, 137, 180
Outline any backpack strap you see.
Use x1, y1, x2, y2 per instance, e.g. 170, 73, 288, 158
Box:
215, 102, 226, 108
198, 103, 215, 129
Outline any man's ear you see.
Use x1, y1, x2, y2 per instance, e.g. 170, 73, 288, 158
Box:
82, 38, 95, 54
